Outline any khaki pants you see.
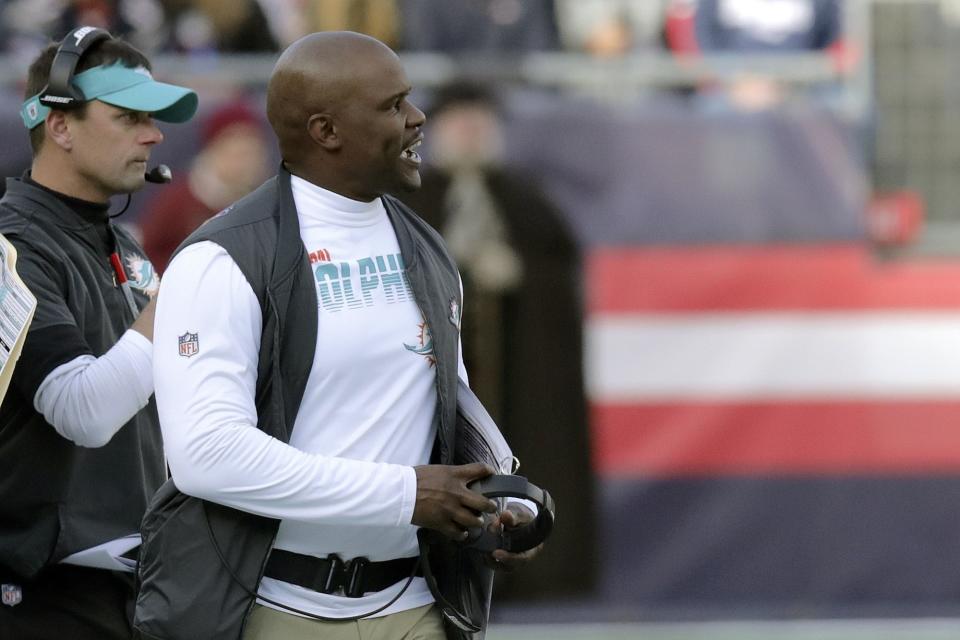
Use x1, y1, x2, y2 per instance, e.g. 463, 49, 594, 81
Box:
242, 602, 446, 640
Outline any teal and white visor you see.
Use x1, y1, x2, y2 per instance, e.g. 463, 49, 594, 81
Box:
20, 62, 198, 130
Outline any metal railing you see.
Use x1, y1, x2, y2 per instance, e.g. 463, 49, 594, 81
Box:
0, 50, 854, 98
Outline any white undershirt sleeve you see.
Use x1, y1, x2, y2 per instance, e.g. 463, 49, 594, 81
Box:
34, 329, 153, 448
154, 242, 413, 527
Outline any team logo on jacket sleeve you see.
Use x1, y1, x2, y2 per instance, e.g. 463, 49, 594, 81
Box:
125, 253, 160, 298
178, 332, 199, 358
449, 297, 461, 331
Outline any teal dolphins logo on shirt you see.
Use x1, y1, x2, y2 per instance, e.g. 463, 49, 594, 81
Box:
404, 320, 435, 367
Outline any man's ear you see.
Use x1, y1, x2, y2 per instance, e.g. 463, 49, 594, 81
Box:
45, 111, 73, 150
307, 113, 340, 151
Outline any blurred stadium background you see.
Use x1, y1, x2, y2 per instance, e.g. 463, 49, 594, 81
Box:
7, 0, 960, 638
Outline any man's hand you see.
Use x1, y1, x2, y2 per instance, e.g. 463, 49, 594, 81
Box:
412, 463, 498, 541
487, 503, 543, 571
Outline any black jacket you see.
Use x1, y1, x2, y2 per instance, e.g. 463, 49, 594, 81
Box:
0, 178, 164, 579
134, 168, 464, 640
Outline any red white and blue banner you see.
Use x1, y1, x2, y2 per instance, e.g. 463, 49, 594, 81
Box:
586, 245, 960, 614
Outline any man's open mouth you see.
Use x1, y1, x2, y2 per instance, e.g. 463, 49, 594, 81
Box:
401, 138, 422, 164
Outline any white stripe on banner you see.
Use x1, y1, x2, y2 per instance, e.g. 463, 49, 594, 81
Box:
587, 312, 960, 401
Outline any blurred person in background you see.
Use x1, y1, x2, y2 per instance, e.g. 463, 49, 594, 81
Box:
138, 99, 271, 272
157, 0, 277, 53
1, 0, 166, 59
0, 27, 197, 639
256, 0, 402, 50
398, 0, 559, 53
692, 0, 845, 111
399, 80, 595, 601
51, 0, 166, 52
695, 0, 841, 53
554, 0, 666, 57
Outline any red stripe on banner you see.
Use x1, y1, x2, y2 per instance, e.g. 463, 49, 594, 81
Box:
589, 245, 960, 313
593, 401, 960, 477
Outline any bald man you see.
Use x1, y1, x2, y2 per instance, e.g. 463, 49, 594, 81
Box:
134, 32, 538, 640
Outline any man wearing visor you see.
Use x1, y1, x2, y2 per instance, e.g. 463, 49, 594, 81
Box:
0, 27, 197, 640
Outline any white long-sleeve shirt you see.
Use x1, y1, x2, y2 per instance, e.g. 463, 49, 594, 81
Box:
154, 176, 467, 618
34, 329, 153, 448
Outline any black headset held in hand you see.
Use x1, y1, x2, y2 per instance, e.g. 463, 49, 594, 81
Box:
415, 474, 555, 635
41, 25, 171, 186
465, 474, 555, 553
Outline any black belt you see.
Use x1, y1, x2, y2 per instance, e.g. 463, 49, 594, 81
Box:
263, 550, 421, 598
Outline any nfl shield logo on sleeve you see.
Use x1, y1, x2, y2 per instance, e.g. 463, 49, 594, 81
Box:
178, 332, 199, 358
1, 583, 21, 607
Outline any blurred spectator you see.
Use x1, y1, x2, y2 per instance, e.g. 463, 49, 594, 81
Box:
398, 0, 559, 53
157, 0, 278, 52
691, 0, 844, 112
663, 0, 700, 56
1, 0, 277, 55
53, 0, 166, 51
555, 0, 666, 57
2, 0, 165, 58
138, 100, 270, 272
257, 0, 401, 49
695, 0, 841, 53
399, 81, 595, 600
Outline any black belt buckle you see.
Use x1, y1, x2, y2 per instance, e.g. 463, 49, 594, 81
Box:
344, 556, 370, 598
322, 554, 345, 594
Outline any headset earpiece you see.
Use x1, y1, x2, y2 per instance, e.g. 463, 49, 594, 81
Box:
38, 26, 112, 110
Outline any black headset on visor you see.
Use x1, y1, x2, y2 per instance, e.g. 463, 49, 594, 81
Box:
39, 26, 113, 110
